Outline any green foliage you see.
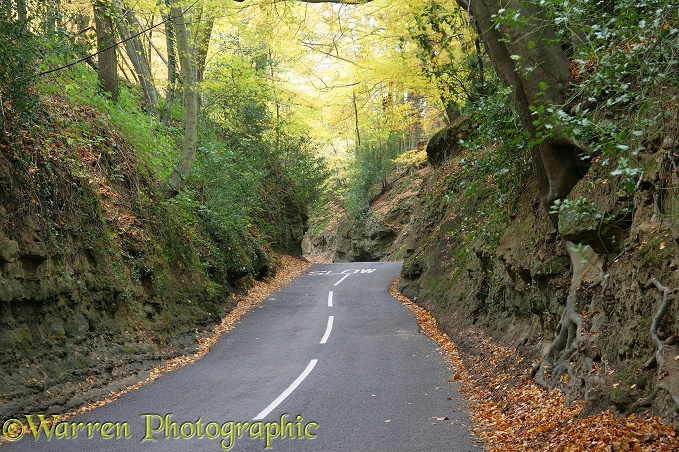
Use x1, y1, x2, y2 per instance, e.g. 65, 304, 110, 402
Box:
610, 157, 643, 194
549, 197, 602, 221
0, 0, 98, 133
405, 0, 483, 119
0, 3, 41, 131
346, 134, 401, 218
8, 12, 328, 286
446, 77, 531, 252
195, 36, 329, 260
51, 66, 180, 178
530, 0, 678, 192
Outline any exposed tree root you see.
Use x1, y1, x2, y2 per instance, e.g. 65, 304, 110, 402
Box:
626, 278, 679, 414
647, 278, 671, 373
531, 241, 602, 389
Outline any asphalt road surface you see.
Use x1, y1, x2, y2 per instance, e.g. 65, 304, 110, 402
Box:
3, 262, 480, 451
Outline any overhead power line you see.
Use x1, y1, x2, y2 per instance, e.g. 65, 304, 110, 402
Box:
33, 0, 199, 78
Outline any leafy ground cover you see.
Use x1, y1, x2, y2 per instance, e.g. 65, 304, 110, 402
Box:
390, 279, 679, 451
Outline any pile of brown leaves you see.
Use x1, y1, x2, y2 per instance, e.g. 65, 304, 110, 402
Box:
389, 278, 679, 451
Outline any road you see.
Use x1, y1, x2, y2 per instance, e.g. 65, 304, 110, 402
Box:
2, 262, 480, 451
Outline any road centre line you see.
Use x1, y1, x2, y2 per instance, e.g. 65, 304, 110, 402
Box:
333, 274, 350, 286
320, 316, 334, 344
253, 359, 318, 421
327, 291, 333, 307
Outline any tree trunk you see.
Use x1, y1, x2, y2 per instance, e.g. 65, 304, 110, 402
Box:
353, 91, 361, 153
113, 0, 159, 114
161, 0, 178, 125
167, 0, 199, 192
92, 0, 119, 102
458, 0, 586, 218
268, 49, 281, 154
16, 0, 28, 29
134, 14, 167, 65
193, 13, 214, 84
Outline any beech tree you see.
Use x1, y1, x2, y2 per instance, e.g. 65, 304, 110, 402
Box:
167, 0, 199, 192
92, 0, 119, 101
167, 0, 583, 210
113, 0, 159, 113
270, 0, 591, 390
458, 0, 587, 216
167, 0, 359, 192
161, 0, 178, 125
274, 0, 585, 214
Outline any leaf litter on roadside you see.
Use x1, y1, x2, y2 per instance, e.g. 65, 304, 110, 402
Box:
389, 278, 679, 451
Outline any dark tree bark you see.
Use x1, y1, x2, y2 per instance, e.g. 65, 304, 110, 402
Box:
92, 0, 119, 101
15, 0, 27, 28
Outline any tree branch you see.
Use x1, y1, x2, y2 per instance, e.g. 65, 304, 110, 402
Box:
300, 41, 366, 68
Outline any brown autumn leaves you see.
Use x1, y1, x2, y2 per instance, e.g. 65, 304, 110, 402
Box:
390, 278, 679, 451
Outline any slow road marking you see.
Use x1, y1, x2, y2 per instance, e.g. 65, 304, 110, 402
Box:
308, 268, 377, 277
334, 274, 350, 286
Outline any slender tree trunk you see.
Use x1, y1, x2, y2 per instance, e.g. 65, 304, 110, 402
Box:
161, 1, 178, 125
44, 0, 59, 34
92, 0, 119, 101
268, 49, 281, 154
117, 58, 133, 83
118, 46, 139, 83
194, 14, 214, 84
16, 0, 27, 21
113, 0, 159, 114
134, 14, 167, 65
16, 0, 28, 31
353, 91, 361, 153
474, 37, 485, 94
167, 0, 199, 192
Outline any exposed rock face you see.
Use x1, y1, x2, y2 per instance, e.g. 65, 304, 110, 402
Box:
0, 98, 306, 418
399, 144, 679, 420
267, 202, 308, 257
0, 145, 229, 419
425, 116, 474, 166
304, 168, 427, 262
